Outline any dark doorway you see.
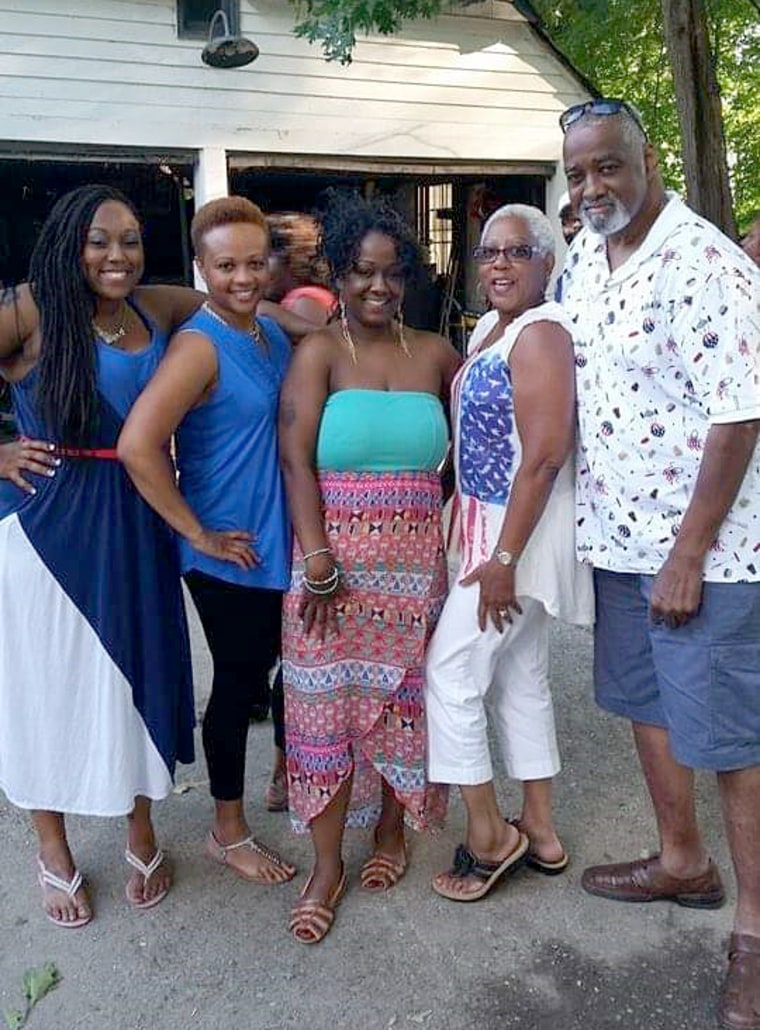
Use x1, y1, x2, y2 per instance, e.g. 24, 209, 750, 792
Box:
230, 164, 545, 338
0, 159, 193, 287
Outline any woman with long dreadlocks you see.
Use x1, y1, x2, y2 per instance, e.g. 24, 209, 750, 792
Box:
0, 184, 207, 929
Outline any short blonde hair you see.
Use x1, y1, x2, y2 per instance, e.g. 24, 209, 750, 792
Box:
191, 195, 268, 255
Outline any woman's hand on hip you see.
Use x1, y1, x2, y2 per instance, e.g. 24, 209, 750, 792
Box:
460, 559, 522, 633
0, 437, 58, 494
190, 528, 259, 569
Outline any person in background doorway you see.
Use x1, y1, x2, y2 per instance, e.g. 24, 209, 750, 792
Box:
259, 209, 338, 812
266, 212, 337, 326
558, 191, 582, 246
554, 193, 583, 304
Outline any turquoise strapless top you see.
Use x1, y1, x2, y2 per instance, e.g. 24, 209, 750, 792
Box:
316, 390, 449, 472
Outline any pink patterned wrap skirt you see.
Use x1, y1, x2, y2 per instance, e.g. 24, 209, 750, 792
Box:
282, 470, 449, 832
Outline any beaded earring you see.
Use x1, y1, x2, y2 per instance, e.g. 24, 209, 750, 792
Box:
339, 294, 358, 365
396, 307, 411, 357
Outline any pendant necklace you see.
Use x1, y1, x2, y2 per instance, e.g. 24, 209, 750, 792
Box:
202, 302, 266, 350
93, 301, 129, 346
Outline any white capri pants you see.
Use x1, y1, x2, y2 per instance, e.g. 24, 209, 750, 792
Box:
426, 578, 559, 785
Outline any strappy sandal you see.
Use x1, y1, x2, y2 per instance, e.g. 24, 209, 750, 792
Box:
205, 831, 296, 884
432, 832, 529, 902
288, 867, 347, 945
37, 857, 92, 929
360, 835, 408, 893
508, 818, 569, 876
125, 848, 171, 910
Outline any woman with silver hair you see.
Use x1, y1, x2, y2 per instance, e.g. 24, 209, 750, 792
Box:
426, 203, 594, 902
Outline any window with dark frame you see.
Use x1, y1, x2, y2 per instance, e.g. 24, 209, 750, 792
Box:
177, 0, 240, 40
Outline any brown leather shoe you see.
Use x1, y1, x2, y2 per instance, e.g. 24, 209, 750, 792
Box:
581, 855, 725, 908
718, 934, 760, 1030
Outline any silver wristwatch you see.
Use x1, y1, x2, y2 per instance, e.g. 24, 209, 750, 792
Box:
493, 548, 517, 567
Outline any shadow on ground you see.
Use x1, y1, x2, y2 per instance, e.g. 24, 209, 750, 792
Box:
464, 931, 725, 1030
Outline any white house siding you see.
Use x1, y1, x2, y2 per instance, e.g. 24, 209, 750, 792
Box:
0, 0, 587, 168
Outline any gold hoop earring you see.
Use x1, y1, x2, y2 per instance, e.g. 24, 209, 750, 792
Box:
396, 307, 411, 357
339, 294, 358, 365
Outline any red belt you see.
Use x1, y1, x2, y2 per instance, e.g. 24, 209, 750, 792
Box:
56, 446, 119, 460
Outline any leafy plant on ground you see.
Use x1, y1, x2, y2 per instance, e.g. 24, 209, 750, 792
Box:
3, 964, 61, 1029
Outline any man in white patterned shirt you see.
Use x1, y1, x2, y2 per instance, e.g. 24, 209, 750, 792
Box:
559, 98, 760, 1030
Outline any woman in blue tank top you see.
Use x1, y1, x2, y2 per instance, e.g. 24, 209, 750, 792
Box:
119, 197, 296, 887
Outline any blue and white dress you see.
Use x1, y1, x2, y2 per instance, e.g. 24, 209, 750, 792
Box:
0, 311, 195, 817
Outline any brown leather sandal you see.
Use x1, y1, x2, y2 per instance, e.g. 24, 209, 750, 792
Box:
289, 867, 347, 945
360, 848, 407, 892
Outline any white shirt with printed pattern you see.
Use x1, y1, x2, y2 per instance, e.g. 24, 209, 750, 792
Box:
561, 195, 760, 582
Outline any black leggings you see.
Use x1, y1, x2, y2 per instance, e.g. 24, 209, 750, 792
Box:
185, 570, 284, 801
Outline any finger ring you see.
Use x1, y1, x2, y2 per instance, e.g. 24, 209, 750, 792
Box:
498, 607, 508, 616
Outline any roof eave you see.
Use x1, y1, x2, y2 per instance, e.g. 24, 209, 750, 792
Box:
510, 0, 600, 99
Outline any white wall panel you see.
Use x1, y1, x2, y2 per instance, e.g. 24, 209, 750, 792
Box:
0, 0, 589, 163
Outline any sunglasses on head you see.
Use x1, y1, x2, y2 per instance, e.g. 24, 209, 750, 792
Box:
559, 99, 648, 140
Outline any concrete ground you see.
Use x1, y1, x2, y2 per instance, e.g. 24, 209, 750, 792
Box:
0, 602, 734, 1030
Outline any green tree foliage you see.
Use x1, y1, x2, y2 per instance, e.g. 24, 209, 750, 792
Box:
513, 0, 760, 231
289, 1, 448, 63
288, 0, 759, 231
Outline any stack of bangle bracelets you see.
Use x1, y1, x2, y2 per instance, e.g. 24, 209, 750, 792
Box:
302, 547, 340, 596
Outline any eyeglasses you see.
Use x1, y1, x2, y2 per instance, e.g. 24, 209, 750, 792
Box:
559, 99, 648, 140
472, 244, 539, 265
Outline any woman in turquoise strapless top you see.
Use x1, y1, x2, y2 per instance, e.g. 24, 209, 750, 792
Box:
278, 189, 460, 945
315, 389, 449, 472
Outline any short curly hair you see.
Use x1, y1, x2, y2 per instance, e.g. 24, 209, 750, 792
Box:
318, 189, 424, 284
191, 195, 268, 255
481, 203, 556, 258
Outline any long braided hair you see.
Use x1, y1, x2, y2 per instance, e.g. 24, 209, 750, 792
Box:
30, 184, 141, 444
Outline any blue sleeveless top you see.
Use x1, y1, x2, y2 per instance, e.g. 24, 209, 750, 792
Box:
175, 308, 292, 590
316, 389, 449, 472
0, 303, 167, 517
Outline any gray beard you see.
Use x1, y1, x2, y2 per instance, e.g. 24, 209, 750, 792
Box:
580, 197, 632, 237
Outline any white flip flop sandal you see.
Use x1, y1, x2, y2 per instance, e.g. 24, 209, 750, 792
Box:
124, 847, 170, 910
37, 857, 92, 929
